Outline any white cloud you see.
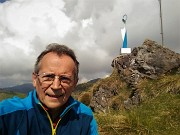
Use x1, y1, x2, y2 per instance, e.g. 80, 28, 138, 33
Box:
82, 18, 93, 28
0, 0, 75, 52
0, 0, 179, 87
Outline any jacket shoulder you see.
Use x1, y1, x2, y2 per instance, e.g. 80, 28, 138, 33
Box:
70, 98, 93, 116
72, 100, 99, 135
0, 91, 34, 116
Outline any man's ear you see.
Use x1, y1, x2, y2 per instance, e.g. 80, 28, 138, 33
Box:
32, 72, 37, 87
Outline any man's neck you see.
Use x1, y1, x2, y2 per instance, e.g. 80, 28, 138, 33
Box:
44, 102, 68, 122
48, 108, 63, 122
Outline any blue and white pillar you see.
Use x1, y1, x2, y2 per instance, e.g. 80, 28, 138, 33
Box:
120, 14, 131, 54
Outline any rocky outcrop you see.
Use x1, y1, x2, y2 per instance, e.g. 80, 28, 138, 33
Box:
90, 85, 119, 113
112, 39, 180, 86
90, 39, 180, 113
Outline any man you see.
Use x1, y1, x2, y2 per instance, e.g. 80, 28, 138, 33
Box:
0, 43, 98, 135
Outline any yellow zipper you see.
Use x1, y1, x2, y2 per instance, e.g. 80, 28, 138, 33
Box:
51, 108, 71, 135
40, 104, 61, 135
40, 103, 74, 135
53, 119, 61, 135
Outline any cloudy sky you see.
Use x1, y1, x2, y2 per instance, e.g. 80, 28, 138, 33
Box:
0, 0, 179, 88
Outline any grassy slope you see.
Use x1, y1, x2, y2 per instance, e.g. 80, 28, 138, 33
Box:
0, 91, 26, 101
94, 72, 180, 135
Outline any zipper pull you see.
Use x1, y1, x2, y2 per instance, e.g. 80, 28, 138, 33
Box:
53, 129, 56, 135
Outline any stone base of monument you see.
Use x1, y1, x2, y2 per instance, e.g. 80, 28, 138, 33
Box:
121, 48, 131, 54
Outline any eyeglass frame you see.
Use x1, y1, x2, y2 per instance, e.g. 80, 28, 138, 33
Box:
35, 72, 75, 87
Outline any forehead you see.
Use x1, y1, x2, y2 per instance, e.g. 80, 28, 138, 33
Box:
39, 52, 76, 74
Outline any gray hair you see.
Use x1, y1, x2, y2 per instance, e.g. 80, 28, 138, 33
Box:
34, 43, 79, 79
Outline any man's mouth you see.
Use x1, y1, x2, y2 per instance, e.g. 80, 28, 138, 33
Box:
46, 94, 64, 98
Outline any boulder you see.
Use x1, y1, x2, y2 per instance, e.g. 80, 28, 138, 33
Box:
112, 39, 180, 87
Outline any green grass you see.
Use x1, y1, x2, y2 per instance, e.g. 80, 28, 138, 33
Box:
95, 93, 180, 135
94, 73, 180, 135
126, 93, 180, 135
0, 91, 26, 101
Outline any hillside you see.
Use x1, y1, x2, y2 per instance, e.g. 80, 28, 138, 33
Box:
78, 39, 180, 134
72, 78, 100, 99
93, 69, 180, 135
0, 91, 26, 101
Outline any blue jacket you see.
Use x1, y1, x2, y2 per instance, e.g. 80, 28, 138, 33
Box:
0, 90, 98, 135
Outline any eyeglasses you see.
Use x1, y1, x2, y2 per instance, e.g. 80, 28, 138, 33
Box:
36, 72, 73, 87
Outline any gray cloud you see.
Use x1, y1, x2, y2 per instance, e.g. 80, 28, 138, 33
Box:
0, 0, 179, 87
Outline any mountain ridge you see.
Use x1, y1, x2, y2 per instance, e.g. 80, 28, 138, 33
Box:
0, 78, 100, 95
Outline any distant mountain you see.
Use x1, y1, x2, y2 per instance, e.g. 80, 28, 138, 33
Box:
0, 78, 100, 95
75, 78, 100, 92
1, 83, 34, 94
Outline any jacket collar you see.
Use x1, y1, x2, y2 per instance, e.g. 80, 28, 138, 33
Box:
32, 89, 77, 117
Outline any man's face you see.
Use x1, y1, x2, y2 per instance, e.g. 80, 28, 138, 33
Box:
32, 52, 78, 110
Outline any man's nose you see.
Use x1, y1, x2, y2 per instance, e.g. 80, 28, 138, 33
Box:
51, 77, 62, 89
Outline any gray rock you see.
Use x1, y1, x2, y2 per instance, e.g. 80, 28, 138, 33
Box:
112, 39, 180, 86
